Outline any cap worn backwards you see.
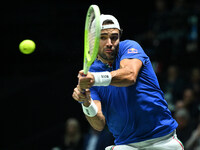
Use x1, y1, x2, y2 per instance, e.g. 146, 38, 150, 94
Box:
100, 14, 120, 30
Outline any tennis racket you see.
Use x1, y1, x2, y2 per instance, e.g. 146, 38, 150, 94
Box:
83, 5, 101, 75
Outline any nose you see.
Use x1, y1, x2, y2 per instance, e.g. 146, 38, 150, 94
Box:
106, 38, 112, 48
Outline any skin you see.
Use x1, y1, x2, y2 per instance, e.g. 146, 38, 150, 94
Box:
72, 28, 143, 131
98, 28, 120, 63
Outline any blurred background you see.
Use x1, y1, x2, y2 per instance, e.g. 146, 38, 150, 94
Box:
2, 0, 200, 150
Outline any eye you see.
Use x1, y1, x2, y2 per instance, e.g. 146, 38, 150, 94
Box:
110, 35, 119, 41
100, 36, 107, 40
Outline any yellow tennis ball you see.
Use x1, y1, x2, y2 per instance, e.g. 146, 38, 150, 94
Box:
19, 39, 36, 54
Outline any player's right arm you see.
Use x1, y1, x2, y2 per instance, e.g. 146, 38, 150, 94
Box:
72, 86, 106, 131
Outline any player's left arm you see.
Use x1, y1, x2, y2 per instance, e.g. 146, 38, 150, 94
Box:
110, 58, 142, 87
78, 58, 142, 88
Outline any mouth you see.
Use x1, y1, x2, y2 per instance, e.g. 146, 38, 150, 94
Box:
105, 49, 113, 53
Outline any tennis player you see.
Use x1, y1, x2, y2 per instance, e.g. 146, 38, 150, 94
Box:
72, 14, 184, 150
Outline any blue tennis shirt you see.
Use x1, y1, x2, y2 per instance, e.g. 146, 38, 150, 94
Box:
89, 40, 178, 145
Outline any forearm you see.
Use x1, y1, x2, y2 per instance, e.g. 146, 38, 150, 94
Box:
73, 77, 106, 131
85, 112, 106, 131
78, 59, 141, 88
92, 59, 141, 87
110, 67, 136, 87
82, 100, 106, 131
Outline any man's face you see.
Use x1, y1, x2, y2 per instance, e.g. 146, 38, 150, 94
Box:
98, 28, 120, 61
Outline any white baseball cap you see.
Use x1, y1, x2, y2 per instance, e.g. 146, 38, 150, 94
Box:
100, 14, 120, 30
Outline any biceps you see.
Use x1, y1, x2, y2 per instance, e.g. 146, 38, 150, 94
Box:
120, 58, 143, 79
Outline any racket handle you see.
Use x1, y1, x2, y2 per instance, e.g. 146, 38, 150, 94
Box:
78, 74, 87, 104
82, 89, 86, 94
78, 89, 86, 104
81, 73, 87, 94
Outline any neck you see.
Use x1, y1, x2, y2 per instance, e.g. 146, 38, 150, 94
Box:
97, 56, 113, 68
97, 55, 114, 64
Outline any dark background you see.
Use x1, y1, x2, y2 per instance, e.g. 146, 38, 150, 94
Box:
2, 0, 199, 150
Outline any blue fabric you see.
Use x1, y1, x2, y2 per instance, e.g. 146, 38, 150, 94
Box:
89, 40, 178, 145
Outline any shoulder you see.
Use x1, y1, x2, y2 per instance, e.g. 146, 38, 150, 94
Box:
118, 40, 150, 66
119, 40, 142, 49
119, 40, 145, 55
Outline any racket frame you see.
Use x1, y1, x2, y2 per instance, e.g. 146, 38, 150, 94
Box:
83, 5, 101, 75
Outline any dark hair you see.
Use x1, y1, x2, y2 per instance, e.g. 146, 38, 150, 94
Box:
102, 19, 123, 36
102, 19, 115, 25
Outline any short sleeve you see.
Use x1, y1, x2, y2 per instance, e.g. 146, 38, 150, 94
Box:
119, 40, 149, 66
90, 86, 101, 101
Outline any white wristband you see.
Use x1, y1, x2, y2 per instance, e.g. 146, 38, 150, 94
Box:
82, 99, 98, 117
92, 72, 112, 86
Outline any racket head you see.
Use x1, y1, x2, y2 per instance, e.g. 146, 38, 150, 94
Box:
83, 5, 101, 74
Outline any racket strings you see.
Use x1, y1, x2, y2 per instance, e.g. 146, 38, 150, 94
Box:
88, 12, 97, 57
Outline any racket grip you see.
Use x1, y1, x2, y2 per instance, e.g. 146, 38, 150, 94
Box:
81, 73, 87, 94
78, 74, 87, 104
78, 90, 86, 104
82, 89, 86, 94
82, 74, 87, 94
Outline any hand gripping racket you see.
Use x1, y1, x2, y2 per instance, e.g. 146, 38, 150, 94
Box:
83, 5, 101, 75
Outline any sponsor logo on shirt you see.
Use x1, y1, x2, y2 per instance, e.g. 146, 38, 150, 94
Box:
128, 48, 138, 54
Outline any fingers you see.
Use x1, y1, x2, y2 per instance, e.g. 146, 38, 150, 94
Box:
78, 70, 85, 78
73, 70, 93, 103
72, 87, 90, 102
79, 78, 93, 89
77, 71, 95, 89
85, 89, 91, 99
77, 84, 84, 93
73, 87, 85, 100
